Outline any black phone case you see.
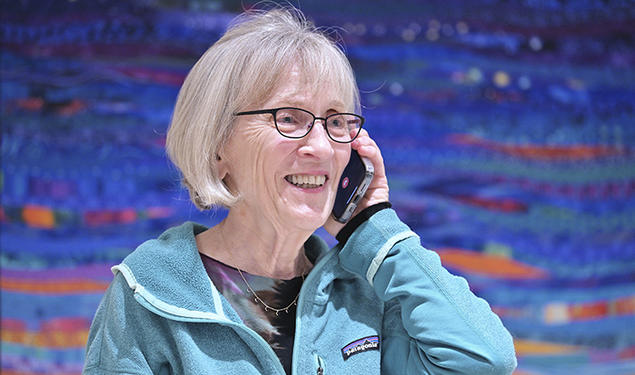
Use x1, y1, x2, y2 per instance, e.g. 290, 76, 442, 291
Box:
332, 150, 374, 223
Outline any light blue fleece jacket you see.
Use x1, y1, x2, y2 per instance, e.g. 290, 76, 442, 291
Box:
83, 209, 517, 374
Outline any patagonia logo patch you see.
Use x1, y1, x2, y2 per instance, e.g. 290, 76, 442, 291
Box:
341, 335, 380, 360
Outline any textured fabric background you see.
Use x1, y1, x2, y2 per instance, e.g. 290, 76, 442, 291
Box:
1, 1, 634, 374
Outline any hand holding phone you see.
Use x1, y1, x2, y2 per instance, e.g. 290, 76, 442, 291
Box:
332, 150, 374, 223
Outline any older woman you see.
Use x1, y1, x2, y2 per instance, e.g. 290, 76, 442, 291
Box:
84, 7, 516, 375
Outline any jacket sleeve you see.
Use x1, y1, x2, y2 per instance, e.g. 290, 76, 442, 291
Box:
83, 273, 156, 375
337, 208, 517, 375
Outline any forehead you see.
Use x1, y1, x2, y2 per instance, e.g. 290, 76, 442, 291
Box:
262, 65, 348, 111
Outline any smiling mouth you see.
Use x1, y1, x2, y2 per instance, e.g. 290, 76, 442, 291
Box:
285, 174, 327, 189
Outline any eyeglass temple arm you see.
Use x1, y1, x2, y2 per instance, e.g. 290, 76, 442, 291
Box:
234, 109, 276, 116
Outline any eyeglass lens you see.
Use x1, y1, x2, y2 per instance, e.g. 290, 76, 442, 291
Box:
274, 108, 361, 142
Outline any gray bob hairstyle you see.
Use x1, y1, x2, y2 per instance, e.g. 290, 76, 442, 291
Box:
166, 7, 361, 210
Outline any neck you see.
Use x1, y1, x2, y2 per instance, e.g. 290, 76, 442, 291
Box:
196, 208, 313, 279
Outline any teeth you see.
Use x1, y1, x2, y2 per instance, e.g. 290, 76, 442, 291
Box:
286, 174, 326, 188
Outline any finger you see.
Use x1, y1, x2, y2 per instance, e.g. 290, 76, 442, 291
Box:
353, 140, 386, 177
355, 152, 387, 184
351, 129, 375, 150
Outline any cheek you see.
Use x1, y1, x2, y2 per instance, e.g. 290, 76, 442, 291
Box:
239, 128, 295, 186
223, 129, 267, 189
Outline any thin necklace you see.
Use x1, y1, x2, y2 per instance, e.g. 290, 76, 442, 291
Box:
215, 228, 308, 315
237, 268, 304, 316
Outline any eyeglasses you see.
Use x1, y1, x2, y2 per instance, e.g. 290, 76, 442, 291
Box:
234, 107, 364, 143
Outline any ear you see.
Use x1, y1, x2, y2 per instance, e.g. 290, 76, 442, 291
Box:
216, 153, 229, 181
216, 152, 237, 194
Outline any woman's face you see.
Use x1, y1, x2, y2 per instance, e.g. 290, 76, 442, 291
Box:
220, 65, 352, 232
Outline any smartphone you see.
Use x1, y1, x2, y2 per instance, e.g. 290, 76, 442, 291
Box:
332, 150, 374, 223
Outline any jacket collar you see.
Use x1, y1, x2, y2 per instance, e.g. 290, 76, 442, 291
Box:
116, 222, 330, 323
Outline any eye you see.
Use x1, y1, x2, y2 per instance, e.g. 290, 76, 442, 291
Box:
327, 114, 347, 129
279, 108, 307, 124
277, 114, 297, 124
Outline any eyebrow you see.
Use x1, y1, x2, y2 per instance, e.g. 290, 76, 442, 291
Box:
270, 97, 347, 112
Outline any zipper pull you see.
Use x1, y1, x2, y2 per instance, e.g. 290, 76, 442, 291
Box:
314, 353, 325, 375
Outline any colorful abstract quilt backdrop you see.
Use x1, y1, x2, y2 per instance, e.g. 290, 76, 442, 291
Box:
1, 1, 634, 374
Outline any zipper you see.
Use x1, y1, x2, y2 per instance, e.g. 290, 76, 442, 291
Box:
291, 248, 338, 375
314, 353, 325, 375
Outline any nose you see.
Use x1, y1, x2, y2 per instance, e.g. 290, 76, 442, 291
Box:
298, 119, 334, 159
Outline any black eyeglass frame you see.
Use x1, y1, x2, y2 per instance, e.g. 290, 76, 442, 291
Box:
234, 107, 365, 144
